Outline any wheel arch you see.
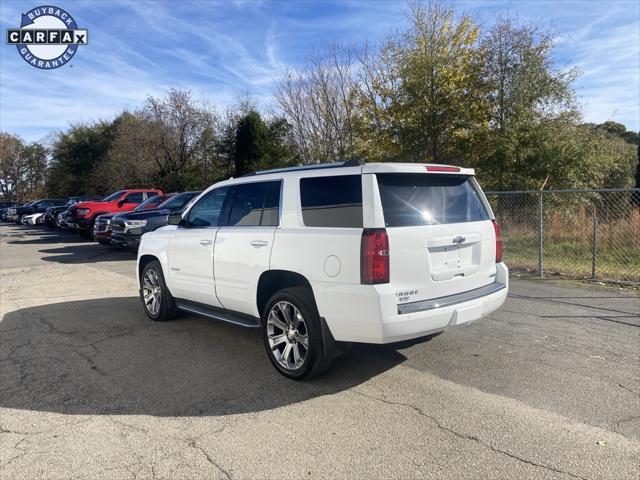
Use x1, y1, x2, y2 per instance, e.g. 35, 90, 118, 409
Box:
138, 254, 159, 285
256, 270, 316, 318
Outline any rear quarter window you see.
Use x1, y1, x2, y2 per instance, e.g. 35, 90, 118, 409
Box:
376, 173, 490, 227
300, 175, 363, 228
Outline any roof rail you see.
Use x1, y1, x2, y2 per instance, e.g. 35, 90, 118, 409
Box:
240, 159, 363, 177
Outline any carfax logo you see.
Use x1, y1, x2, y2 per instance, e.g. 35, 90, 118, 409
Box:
5, 5, 88, 69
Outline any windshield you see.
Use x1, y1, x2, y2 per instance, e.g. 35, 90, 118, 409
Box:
376, 173, 490, 227
158, 192, 199, 210
134, 195, 171, 211
102, 190, 126, 202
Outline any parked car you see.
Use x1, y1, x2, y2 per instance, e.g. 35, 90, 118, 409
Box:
68, 189, 163, 239
0, 202, 19, 221
44, 195, 103, 228
23, 212, 45, 226
111, 191, 201, 249
3, 201, 35, 221
136, 161, 508, 379
93, 215, 114, 245
0, 201, 18, 217
56, 211, 69, 228
93, 194, 173, 246
11, 199, 66, 224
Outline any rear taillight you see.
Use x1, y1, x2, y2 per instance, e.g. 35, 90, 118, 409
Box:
492, 220, 502, 263
361, 228, 390, 284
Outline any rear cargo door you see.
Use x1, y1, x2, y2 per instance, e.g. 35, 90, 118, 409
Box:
375, 172, 497, 304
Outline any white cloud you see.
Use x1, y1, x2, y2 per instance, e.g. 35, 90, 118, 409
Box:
1, 0, 638, 142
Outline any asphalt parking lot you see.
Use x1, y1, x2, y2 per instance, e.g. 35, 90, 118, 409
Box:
0, 224, 638, 480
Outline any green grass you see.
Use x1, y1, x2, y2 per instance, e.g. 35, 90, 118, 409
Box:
502, 235, 640, 283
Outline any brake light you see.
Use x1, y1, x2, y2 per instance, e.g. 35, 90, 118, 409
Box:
425, 166, 460, 172
361, 228, 390, 284
492, 220, 502, 263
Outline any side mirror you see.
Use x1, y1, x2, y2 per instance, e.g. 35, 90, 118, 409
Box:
168, 213, 183, 226
117, 200, 125, 207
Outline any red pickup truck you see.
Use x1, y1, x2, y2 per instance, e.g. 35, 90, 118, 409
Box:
68, 189, 163, 239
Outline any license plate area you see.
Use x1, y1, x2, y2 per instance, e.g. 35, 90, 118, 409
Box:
427, 233, 481, 281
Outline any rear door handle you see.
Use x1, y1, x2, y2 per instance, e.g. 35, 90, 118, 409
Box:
200, 239, 212, 246
250, 240, 268, 248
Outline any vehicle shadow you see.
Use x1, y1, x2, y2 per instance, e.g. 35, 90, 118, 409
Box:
0, 297, 410, 417
38, 244, 136, 263
7, 227, 85, 245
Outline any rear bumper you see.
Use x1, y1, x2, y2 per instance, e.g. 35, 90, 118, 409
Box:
317, 263, 508, 344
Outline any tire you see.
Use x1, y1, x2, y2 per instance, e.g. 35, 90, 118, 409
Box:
140, 260, 177, 322
262, 287, 334, 380
16, 215, 24, 225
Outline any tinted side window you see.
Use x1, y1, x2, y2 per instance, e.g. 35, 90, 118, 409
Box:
300, 175, 362, 228
228, 181, 280, 227
124, 192, 144, 204
187, 187, 230, 228
261, 182, 281, 227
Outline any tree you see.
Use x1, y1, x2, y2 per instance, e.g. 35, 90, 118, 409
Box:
94, 112, 159, 191
477, 16, 578, 190
354, 1, 486, 163
22, 142, 48, 198
260, 117, 299, 170
0, 133, 26, 201
47, 121, 116, 196
589, 122, 639, 190
275, 44, 358, 163
0, 133, 48, 201
233, 110, 268, 176
141, 88, 216, 191
0, 133, 24, 201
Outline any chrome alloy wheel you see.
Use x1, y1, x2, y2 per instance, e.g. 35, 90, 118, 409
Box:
142, 269, 162, 316
267, 301, 309, 370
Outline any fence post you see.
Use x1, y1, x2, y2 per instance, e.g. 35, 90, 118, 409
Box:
537, 192, 544, 277
591, 206, 597, 279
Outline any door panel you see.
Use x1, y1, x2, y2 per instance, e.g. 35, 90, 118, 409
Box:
214, 228, 275, 314
213, 181, 281, 316
166, 186, 231, 307
168, 227, 221, 306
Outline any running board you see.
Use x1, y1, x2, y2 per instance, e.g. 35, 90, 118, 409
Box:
175, 301, 260, 328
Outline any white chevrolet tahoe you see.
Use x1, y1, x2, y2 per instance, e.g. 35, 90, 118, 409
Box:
137, 161, 508, 379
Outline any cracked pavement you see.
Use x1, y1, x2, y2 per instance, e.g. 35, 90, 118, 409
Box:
1, 224, 639, 479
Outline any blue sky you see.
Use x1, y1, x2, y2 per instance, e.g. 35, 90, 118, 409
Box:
1, 0, 638, 142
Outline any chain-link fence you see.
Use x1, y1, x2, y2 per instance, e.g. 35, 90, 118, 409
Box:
485, 188, 640, 286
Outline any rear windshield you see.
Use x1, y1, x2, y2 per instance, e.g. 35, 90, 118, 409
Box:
376, 173, 490, 227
